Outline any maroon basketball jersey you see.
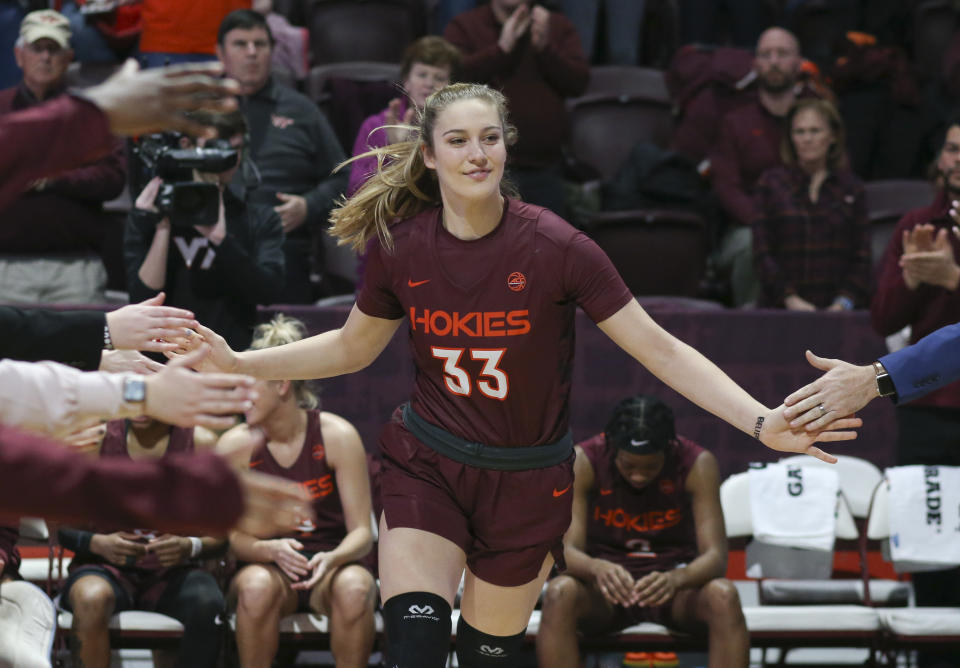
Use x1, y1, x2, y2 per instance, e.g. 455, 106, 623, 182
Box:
249, 410, 347, 553
95, 419, 197, 570
581, 433, 703, 578
358, 198, 632, 447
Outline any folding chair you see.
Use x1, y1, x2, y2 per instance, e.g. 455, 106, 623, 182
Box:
774, 456, 911, 607
720, 471, 881, 666
866, 480, 960, 656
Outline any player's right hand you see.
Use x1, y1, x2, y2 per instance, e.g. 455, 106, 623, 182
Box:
91, 532, 148, 566
269, 537, 311, 582
590, 558, 634, 607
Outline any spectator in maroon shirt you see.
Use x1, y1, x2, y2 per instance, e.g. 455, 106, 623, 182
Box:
870, 119, 960, 664
444, 0, 589, 217
710, 27, 806, 307
0, 9, 126, 304
753, 98, 870, 311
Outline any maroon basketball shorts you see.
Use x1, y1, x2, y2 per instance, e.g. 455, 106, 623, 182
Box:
378, 418, 575, 588
62, 563, 191, 612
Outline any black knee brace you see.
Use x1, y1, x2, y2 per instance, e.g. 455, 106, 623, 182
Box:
382, 592, 452, 668
455, 615, 526, 667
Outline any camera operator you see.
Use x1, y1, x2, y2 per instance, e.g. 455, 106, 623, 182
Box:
124, 108, 284, 350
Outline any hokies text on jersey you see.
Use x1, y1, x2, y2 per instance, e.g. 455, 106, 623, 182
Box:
409, 307, 530, 337
593, 506, 683, 533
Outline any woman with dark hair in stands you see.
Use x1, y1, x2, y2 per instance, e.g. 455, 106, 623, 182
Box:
219, 314, 376, 668
347, 35, 460, 196
191, 83, 859, 668
752, 97, 872, 311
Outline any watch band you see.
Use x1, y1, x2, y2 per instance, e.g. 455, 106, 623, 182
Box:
103, 322, 115, 351
873, 361, 897, 398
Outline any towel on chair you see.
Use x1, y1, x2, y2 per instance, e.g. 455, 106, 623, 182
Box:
887, 465, 960, 570
748, 462, 839, 552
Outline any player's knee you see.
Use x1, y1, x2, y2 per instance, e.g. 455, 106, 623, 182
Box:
702, 578, 744, 622
69, 577, 115, 623
234, 565, 284, 619
540, 575, 581, 618
455, 616, 526, 668
330, 566, 376, 621
382, 591, 452, 668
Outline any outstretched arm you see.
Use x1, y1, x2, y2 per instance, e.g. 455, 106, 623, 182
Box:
597, 301, 860, 463
197, 304, 403, 381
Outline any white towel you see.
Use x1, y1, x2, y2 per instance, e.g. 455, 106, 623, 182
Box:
886, 465, 960, 569
748, 463, 839, 551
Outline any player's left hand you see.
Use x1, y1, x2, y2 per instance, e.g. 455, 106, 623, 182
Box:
291, 552, 334, 591
759, 405, 861, 464
632, 570, 677, 607
149, 534, 192, 567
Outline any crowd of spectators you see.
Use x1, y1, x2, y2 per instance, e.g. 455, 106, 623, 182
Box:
1, 0, 956, 320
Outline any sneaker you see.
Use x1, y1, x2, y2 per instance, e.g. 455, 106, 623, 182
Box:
622, 651, 652, 667
651, 651, 679, 667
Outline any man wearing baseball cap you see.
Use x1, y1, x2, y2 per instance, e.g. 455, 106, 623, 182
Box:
537, 395, 749, 668
0, 9, 127, 304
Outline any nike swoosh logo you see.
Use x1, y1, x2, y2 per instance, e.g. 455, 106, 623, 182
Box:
553, 484, 572, 497
630, 439, 649, 447
407, 278, 431, 287
599, 489, 613, 496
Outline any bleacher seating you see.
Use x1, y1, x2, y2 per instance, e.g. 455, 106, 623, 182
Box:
566, 69, 674, 182
912, 0, 959, 81
580, 208, 709, 297
305, 61, 401, 154
306, 0, 422, 65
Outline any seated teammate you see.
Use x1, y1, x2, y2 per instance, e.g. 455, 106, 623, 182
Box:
219, 315, 376, 668
58, 417, 227, 668
537, 395, 749, 668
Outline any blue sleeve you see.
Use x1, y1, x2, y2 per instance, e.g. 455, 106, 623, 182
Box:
880, 322, 960, 403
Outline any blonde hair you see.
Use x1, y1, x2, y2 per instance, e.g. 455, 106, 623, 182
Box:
329, 82, 518, 252
248, 314, 318, 409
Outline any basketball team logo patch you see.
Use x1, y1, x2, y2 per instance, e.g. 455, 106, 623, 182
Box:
507, 271, 526, 292
312, 443, 325, 460
659, 479, 675, 495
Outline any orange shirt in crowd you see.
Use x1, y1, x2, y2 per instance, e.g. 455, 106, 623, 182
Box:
139, 0, 251, 55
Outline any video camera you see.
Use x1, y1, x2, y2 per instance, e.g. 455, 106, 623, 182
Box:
134, 133, 239, 228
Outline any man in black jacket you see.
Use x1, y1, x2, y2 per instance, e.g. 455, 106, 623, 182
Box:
124, 109, 284, 350
217, 9, 348, 302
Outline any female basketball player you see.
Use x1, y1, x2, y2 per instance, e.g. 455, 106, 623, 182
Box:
218, 315, 376, 668
191, 83, 860, 668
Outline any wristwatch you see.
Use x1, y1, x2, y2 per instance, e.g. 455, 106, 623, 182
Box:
123, 377, 147, 404
873, 361, 897, 398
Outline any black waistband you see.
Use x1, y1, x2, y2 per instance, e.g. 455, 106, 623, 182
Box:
401, 403, 573, 471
